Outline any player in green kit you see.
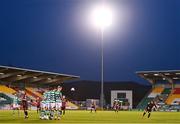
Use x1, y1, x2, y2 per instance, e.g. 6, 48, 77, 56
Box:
50, 89, 56, 109
40, 100, 46, 119
49, 89, 56, 120
12, 93, 20, 117
55, 86, 63, 120
45, 90, 51, 110
40, 90, 51, 120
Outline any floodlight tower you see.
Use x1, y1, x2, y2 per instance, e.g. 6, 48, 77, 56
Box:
91, 4, 113, 110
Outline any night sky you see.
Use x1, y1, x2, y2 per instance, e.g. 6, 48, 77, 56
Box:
0, 0, 180, 84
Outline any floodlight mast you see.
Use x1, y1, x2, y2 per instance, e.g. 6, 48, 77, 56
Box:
100, 27, 104, 110
92, 4, 113, 110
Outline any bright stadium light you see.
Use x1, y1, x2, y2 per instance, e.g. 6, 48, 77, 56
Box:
91, 3, 114, 110
91, 4, 113, 29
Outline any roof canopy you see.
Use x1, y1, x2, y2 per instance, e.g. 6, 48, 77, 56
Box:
0, 65, 79, 86
136, 70, 180, 84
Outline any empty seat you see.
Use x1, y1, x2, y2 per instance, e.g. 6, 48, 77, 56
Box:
162, 88, 171, 94
148, 87, 164, 98
0, 85, 16, 94
173, 88, 180, 94
152, 87, 164, 93
166, 94, 180, 105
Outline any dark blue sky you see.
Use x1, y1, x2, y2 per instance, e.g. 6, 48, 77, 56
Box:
0, 0, 180, 84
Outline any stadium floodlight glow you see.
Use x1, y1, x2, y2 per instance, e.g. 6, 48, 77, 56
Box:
91, 4, 113, 29
173, 77, 178, 80
154, 74, 159, 76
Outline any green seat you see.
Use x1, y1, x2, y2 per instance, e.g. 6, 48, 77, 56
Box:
0, 93, 13, 105
162, 88, 171, 94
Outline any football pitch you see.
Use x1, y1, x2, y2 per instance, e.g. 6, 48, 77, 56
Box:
0, 110, 180, 123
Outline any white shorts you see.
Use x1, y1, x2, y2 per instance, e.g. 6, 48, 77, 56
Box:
46, 103, 51, 109
55, 102, 62, 110
41, 103, 46, 109
51, 103, 56, 109
13, 104, 20, 109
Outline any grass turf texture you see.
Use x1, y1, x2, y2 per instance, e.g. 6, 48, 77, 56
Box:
0, 110, 180, 123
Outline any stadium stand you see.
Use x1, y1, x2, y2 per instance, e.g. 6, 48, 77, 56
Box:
137, 86, 164, 110
166, 94, 180, 104
136, 70, 180, 111
0, 66, 79, 110
166, 88, 180, 105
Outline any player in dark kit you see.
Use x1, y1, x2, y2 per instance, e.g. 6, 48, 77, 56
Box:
61, 95, 66, 115
22, 92, 29, 119
36, 97, 41, 114
142, 101, 157, 118
113, 100, 120, 113
90, 101, 96, 113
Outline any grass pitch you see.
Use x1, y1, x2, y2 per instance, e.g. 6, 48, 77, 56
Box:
0, 110, 180, 123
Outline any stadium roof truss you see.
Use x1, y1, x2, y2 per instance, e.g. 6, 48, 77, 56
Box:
0, 65, 80, 86
136, 70, 180, 84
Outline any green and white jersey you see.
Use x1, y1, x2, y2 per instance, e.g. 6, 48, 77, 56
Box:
43, 91, 51, 100
41, 100, 46, 104
50, 100, 55, 103
50, 91, 55, 102
45, 110, 50, 115
13, 96, 19, 104
46, 100, 51, 103
43, 92, 47, 99
40, 110, 45, 116
55, 90, 62, 102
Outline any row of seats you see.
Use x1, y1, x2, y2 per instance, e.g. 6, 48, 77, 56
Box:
0, 93, 12, 104
26, 88, 42, 99
0, 85, 38, 100
148, 87, 164, 98
162, 88, 171, 94
173, 88, 180, 94
153, 87, 164, 93
166, 94, 180, 104
165, 88, 180, 104
26, 87, 42, 98
137, 86, 177, 109
0, 85, 16, 94
148, 87, 180, 105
